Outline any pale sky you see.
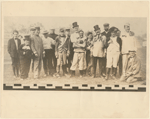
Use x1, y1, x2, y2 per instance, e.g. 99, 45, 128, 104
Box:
4, 17, 147, 36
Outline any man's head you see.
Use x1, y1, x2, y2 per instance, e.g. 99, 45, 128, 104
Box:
49, 29, 55, 34
13, 30, 19, 39
87, 32, 93, 40
129, 51, 136, 58
111, 28, 117, 37
65, 29, 70, 36
72, 22, 79, 32
18, 35, 23, 39
34, 27, 40, 36
94, 25, 101, 35
124, 23, 130, 33
103, 23, 109, 32
24, 35, 30, 46
30, 26, 35, 35
43, 30, 48, 38
59, 28, 65, 36
79, 30, 84, 38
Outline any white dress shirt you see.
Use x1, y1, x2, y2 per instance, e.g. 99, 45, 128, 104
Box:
121, 31, 137, 54
42, 37, 55, 49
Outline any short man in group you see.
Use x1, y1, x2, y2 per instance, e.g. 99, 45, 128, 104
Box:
105, 27, 122, 80
19, 35, 32, 80
120, 50, 141, 83
30, 26, 45, 79
86, 32, 94, 76
101, 23, 111, 77
92, 25, 107, 78
29, 26, 36, 72
121, 23, 136, 74
42, 30, 55, 77
8, 30, 21, 79
55, 28, 70, 78
70, 30, 87, 77
48, 29, 58, 74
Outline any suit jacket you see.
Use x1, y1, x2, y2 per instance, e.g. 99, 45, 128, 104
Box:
30, 35, 44, 59
7, 38, 21, 58
101, 31, 111, 42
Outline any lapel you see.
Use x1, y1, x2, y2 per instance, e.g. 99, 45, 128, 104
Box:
12, 38, 17, 50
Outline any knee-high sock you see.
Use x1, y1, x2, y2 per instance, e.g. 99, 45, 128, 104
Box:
71, 70, 75, 76
79, 70, 83, 76
106, 68, 111, 78
113, 67, 117, 77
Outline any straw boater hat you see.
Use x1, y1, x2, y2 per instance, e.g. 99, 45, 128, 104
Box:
30, 25, 35, 31
42, 30, 48, 35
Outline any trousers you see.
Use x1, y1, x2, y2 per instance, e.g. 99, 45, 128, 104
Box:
70, 52, 86, 71
43, 49, 53, 74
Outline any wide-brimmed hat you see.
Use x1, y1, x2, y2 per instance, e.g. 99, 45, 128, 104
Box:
30, 25, 35, 31
72, 22, 79, 28
42, 30, 48, 34
124, 23, 130, 26
94, 25, 100, 31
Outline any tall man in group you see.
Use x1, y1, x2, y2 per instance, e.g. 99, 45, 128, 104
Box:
30, 26, 45, 79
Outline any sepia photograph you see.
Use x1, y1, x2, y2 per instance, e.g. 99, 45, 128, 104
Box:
3, 17, 147, 91
0, 1, 149, 118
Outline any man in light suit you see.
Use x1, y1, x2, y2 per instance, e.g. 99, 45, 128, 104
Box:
8, 30, 21, 79
30, 26, 45, 79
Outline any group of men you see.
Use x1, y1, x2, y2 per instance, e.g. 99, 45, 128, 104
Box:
7, 21, 142, 83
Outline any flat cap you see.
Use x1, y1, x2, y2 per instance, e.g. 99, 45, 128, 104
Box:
103, 23, 109, 26
35, 26, 40, 30
60, 28, 64, 32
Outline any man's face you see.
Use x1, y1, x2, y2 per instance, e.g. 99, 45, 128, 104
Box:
88, 34, 93, 39
43, 34, 48, 38
74, 26, 79, 32
116, 31, 121, 37
129, 52, 136, 58
65, 31, 70, 36
30, 30, 35, 35
111, 32, 116, 37
124, 25, 130, 33
24, 40, 30, 46
95, 29, 101, 35
104, 26, 109, 31
60, 31, 65, 36
13, 32, 18, 38
35, 29, 40, 35
79, 31, 84, 38
49, 29, 55, 34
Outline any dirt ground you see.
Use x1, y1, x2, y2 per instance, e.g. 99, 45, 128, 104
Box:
3, 47, 146, 86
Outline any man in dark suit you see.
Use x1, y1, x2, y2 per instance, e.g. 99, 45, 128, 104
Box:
48, 29, 58, 74
101, 23, 111, 77
7, 30, 21, 78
